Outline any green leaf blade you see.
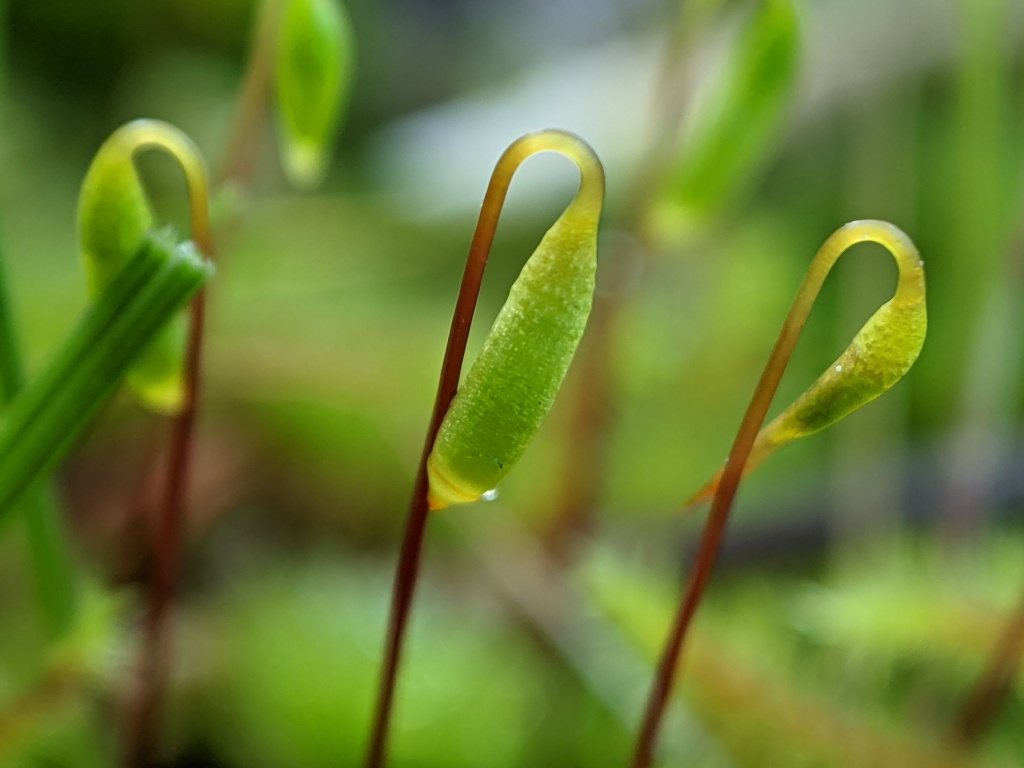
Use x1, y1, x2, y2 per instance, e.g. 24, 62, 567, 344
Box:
0, 231, 211, 516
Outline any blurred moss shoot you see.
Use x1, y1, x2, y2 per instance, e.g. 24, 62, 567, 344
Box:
77, 119, 212, 414
655, 0, 799, 235
273, 0, 355, 189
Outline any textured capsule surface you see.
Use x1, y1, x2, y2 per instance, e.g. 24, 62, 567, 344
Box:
759, 290, 925, 447
275, 0, 354, 188
426, 207, 597, 510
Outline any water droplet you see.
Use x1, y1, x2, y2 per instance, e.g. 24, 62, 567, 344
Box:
482, 488, 499, 502
834, 365, 843, 372
918, 260, 924, 266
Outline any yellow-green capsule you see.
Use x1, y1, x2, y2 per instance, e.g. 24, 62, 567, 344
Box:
690, 220, 927, 504
426, 131, 605, 510
274, 0, 354, 189
77, 120, 209, 414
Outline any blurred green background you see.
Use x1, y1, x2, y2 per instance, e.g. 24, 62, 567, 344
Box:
1, 0, 1023, 765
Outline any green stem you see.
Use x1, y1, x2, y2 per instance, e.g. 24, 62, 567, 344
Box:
0, 0, 7, 97
0, 225, 77, 637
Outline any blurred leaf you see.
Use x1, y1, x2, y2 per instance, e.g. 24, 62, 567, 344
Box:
191, 561, 555, 768
582, 549, 997, 768
663, 0, 799, 221
0, 231, 210, 515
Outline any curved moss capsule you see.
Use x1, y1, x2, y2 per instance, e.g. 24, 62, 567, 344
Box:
689, 220, 926, 504
77, 120, 210, 414
426, 131, 605, 510
274, 0, 354, 189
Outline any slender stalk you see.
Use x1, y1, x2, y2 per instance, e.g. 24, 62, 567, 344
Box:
118, 124, 214, 768
628, 221, 922, 768
363, 130, 603, 768
217, 0, 282, 188
952, 583, 1024, 744
0, 224, 77, 637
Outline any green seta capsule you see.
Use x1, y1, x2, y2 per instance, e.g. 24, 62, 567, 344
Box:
426, 130, 605, 510
689, 220, 927, 505
274, 0, 355, 189
77, 119, 211, 414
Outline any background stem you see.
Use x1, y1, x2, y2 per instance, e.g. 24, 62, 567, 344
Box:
122, 131, 215, 766
217, 0, 281, 189
952, 582, 1024, 744
0, 223, 77, 638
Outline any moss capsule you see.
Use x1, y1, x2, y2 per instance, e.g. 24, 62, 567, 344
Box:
274, 0, 354, 188
426, 131, 605, 510
690, 220, 927, 504
77, 120, 210, 414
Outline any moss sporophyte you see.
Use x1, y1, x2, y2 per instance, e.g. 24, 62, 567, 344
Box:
688, 219, 927, 505
630, 219, 927, 768
366, 129, 604, 768
426, 132, 603, 510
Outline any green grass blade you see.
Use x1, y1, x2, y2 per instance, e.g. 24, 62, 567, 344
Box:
0, 230, 212, 517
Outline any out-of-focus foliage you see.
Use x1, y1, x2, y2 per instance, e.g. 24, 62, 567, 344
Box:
1, 0, 1024, 765
661, 0, 799, 226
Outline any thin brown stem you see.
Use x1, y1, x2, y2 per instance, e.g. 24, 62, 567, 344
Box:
952, 583, 1024, 744
123, 291, 207, 768
217, 0, 281, 189
628, 221, 922, 768
363, 130, 603, 768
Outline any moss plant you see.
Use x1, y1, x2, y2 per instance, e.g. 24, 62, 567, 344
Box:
78, 119, 217, 766
629, 220, 928, 768
365, 129, 605, 768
